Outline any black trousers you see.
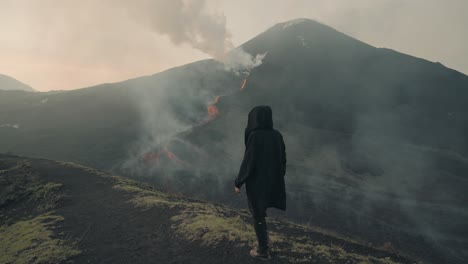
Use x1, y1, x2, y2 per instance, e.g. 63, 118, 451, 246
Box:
248, 199, 268, 252
252, 214, 268, 252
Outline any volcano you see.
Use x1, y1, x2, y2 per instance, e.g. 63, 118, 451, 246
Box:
1, 18, 468, 263
146, 19, 468, 264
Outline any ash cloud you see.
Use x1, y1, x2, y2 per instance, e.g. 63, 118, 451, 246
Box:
124, 0, 232, 60
122, 0, 266, 74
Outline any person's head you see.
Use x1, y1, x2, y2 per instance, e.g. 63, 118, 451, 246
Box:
244, 106, 273, 145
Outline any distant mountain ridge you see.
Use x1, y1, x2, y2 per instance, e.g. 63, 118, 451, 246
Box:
0, 73, 34, 91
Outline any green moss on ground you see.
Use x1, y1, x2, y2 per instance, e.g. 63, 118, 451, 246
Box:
56, 161, 107, 177
112, 175, 405, 263
171, 205, 257, 247
28, 182, 63, 210
0, 213, 81, 264
112, 176, 181, 208
30, 182, 63, 199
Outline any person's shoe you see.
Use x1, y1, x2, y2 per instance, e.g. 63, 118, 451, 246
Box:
249, 248, 271, 260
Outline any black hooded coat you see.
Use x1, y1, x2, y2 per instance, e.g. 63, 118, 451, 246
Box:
235, 106, 287, 217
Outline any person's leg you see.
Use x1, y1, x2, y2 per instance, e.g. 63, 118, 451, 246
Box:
252, 212, 269, 253
248, 199, 270, 259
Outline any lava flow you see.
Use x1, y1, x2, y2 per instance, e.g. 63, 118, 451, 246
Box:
162, 147, 189, 167
139, 78, 249, 168
240, 78, 247, 90
207, 95, 221, 120
139, 147, 189, 168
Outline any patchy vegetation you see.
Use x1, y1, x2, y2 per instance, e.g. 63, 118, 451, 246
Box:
0, 213, 80, 264
0, 158, 80, 263
112, 175, 408, 264
0, 160, 63, 214
57, 161, 107, 176
29, 182, 63, 210
172, 206, 256, 247
1, 156, 420, 263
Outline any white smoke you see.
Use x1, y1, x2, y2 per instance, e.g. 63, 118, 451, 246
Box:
122, 0, 266, 74
223, 49, 267, 76
123, 0, 230, 59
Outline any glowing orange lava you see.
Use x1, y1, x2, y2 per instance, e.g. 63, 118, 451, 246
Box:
162, 147, 189, 167
140, 78, 251, 168
207, 95, 221, 119
139, 147, 190, 168
207, 105, 219, 119
240, 79, 247, 90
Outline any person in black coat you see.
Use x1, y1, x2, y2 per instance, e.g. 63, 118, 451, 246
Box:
234, 105, 287, 260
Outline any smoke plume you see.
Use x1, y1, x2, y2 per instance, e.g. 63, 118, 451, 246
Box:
123, 0, 265, 73
223, 49, 267, 76
124, 0, 231, 60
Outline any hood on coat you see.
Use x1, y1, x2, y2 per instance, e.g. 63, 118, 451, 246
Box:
244, 106, 273, 146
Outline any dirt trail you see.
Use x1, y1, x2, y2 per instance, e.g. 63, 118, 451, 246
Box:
0, 154, 417, 264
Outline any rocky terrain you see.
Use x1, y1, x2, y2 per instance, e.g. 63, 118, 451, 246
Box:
0, 154, 418, 263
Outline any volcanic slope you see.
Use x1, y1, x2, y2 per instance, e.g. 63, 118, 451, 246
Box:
1, 19, 467, 170
0, 154, 417, 264
163, 18, 468, 264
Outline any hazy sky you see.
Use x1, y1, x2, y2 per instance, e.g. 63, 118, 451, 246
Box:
1, 0, 467, 91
